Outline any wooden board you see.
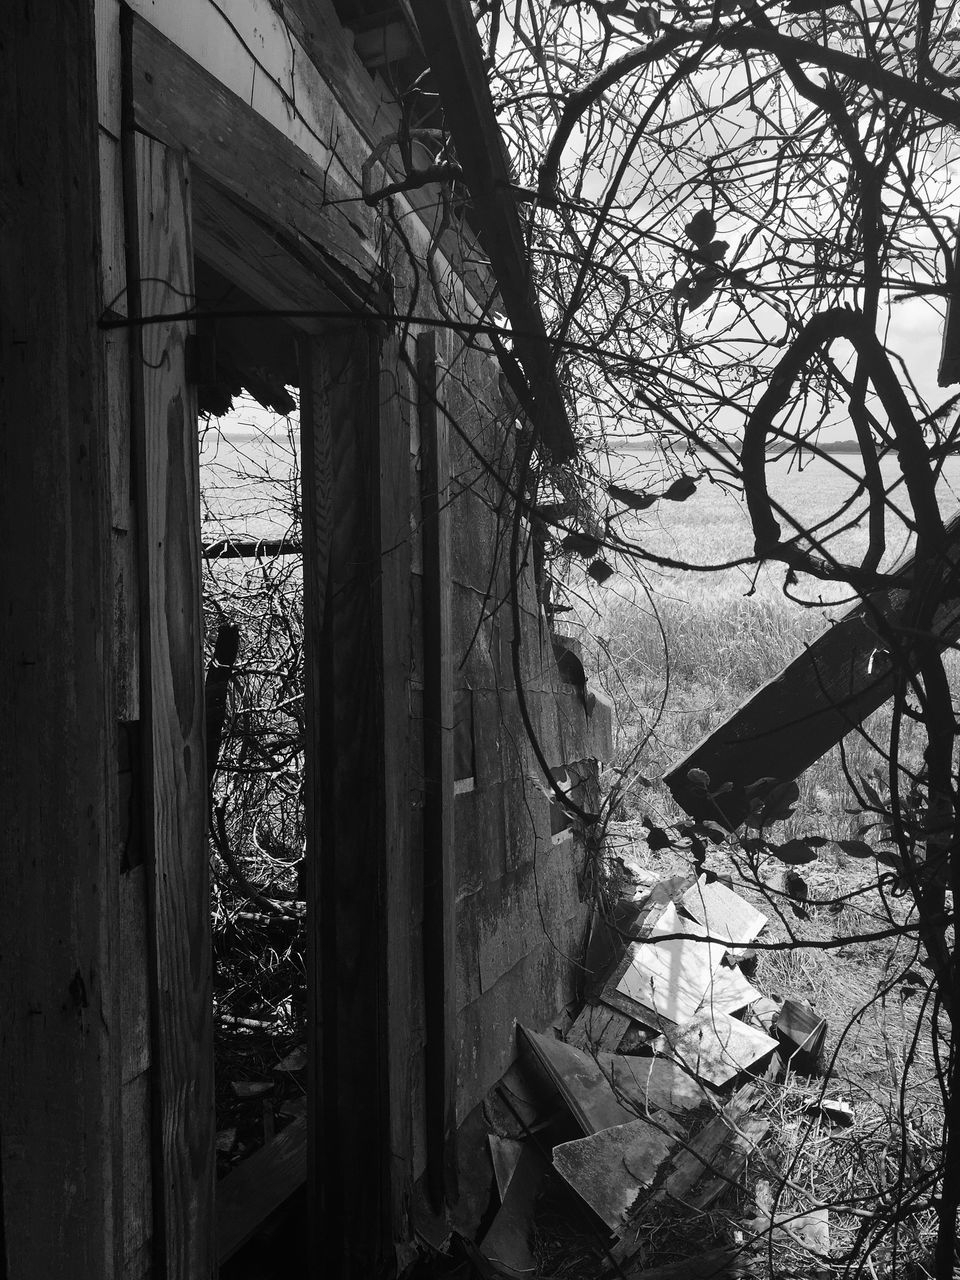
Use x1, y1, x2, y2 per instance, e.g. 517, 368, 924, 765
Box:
302, 327, 394, 1271
380, 328, 418, 1225
0, 5, 120, 1273
666, 513, 960, 827
217, 1117, 308, 1262
680, 877, 767, 948
191, 175, 339, 336
606, 902, 725, 1029
519, 1027, 704, 1133
408, 0, 576, 461
656, 1011, 777, 1087
129, 132, 215, 1278
129, 14, 377, 309
694, 965, 763, 1019
419, 331, 458, 1206
565, 1004, 633, 1054
553, 1117, 678, 1232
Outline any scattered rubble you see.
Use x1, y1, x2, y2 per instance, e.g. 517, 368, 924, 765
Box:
477, 869, 838, 1277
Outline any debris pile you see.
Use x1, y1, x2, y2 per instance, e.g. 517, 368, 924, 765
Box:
478, 870, 836, 1278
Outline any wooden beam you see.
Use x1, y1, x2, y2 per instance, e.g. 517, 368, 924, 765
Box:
418, 332, 459, 1207
666, 515, 960, 828
407, 0, 577, 462
126, 129, 215, 1277
128, 14, 378, 314
0, 1, 120, 1273
301, 329, 394, 1275
216, 1118, 307, 1263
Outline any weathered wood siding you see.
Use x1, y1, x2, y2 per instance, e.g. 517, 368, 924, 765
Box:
84, 0, 612, 1267
1, 2, 120, 1275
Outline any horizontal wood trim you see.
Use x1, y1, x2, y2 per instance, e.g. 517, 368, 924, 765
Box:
129, 13, 380, 311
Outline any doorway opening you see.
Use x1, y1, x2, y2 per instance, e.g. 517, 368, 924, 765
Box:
193, 258, 310, 1267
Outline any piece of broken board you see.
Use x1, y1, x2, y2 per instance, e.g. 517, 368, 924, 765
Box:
519, 1026, 706, 1134
680, 876, 767, 948
656, 1009, 778, 1087
602, 901, 725, 1029
552, 1114, 679, 1232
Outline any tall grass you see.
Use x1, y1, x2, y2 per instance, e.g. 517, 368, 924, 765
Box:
575, 454, 960, 839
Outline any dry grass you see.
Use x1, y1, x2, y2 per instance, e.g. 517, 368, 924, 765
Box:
550, 456, 959, 1275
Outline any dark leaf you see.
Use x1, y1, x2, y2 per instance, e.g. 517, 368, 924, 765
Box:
696, 820, 732, 843
608, 483, 657, 510
769, 839, 818, 866
587, 558, 614, 584
687, 767, 711, 790
664, 476, 697, 501
561, 531, 602, 557
836, 839, 876, 859
690, 834, 707, 875
631, 4, 659, 35
784, 870, 809, 899
705, 240, 730, 259
645, 825, 673, 851
758, 779, 800, 828
685, 272, 718, 311
684, 209, 717, 247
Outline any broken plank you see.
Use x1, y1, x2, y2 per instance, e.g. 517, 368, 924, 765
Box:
553, 1116, 678, 1232
565, 1004, 633, 1054
694, 965, 762, 1020
480, 1141, 548, 1276
660, 1087, 766, 1208
518, 1026, 637, 1133
216, 1117, 307, 1262
665, 513, 960, 828
489, 1135, 525, 1202
680, 877, 767, 948
604, 902, 724, 1029
657, 1010, 777, 1087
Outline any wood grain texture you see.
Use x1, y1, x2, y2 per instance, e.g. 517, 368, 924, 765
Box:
192, 177, 337, 336
216, 1118, 307, 1262
380, 330, 418, 1229
105, 327, 141, 720
304, 327, 394, 1274
0, 1, 121, 1273
131, 132, 215, 1279
121, 1071, 154, 1268
407, 0, 576, 461
666, 514, 960, 827
418, 331, 458, 1207
130, 15, 377, 310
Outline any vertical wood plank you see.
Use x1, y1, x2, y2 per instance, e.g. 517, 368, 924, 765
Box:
302, 327, 394, 1275
417, 332, 459, 1206
129, 132, 215, 1280
299, 335, 332, 1272
380, 331, 416, 1230
0, 0, 121, 1274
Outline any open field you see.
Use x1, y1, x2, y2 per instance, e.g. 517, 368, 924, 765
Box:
577, 450, 960, 840
565, 452, 959, 1276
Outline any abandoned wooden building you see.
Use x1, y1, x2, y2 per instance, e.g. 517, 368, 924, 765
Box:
1, 1, 613, 1275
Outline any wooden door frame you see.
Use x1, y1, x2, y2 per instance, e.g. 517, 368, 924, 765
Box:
122, 14, 412, 1271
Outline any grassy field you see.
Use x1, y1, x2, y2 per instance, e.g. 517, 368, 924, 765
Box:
563, 450, 959, 1276
580, 449, 960, 839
